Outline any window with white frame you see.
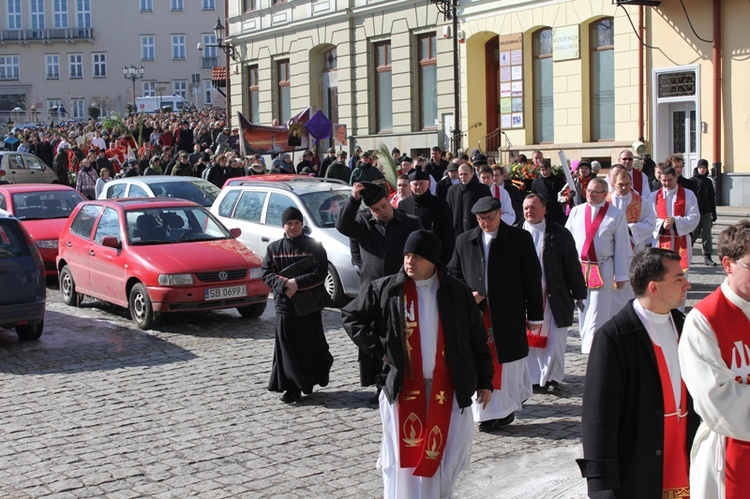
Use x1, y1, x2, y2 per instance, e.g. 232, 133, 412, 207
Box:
76, 0, 90, 27
171, 35, 186, 61
203, 80, 213, 105
92, 53, 107, 78
143, 81, 156, 97
68, 53, 82, 78
172, 81, 187, 99
54, 0, 68, 28
72, 98, 85, 119
7, 0, 22, 30
47, 99, 62, 111
31, 0, 45, 30
202, 34, 218, 58
141, 36, 155, 61
202, 0, 215, 10
140, 0, 153, 12
171, 0, 184, 12
0, 56, 20, 80
46, 55, 60, 79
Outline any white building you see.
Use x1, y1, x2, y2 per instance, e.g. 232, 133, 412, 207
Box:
0, 0, 225, 123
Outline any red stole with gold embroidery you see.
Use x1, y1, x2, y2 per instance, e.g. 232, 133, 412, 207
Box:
695, 289, 750, 499
631, 170, 643, 195
581, 203, 609, 289
482, 305, 503, 389
399, 278, 455, 478
656, 186, 689, 271
651, 340, 690, 498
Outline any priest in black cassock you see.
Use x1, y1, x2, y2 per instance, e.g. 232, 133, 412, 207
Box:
262, 207, 334, 403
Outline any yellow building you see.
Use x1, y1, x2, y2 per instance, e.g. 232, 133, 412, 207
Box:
228, 0, 746, 204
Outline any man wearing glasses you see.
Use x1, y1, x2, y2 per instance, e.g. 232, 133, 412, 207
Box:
679, 220, 750, 498
565, 178, 632, 354
618, 150, 651, 199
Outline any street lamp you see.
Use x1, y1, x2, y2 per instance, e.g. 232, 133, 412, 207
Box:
122, 65, 144, 114
197, 17, 238, 126
429, 0, 461, 152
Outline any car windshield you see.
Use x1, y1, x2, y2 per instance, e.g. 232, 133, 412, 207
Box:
0, 221, 30, 258
298, 189, 353, 228
12, 190, 86, 220
147, 181, 220, 207
126, 206, 232, 245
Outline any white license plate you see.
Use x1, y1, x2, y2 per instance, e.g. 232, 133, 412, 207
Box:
204, 285, 247, 301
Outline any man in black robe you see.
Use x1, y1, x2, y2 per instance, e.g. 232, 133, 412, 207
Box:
262, 207, 334, 403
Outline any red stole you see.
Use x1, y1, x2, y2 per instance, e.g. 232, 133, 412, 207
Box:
651, 341, 690, 498
624, 192, 642, 224
656, 186, 689, 271
631, 169, 643, 195
695, 289, 750, 499
482, 306, 503, 389
581, 203, 609, 289
399, 278, 454, 478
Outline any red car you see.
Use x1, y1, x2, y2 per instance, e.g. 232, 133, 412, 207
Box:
0, 183, 87, 276
56, 198, 269, 329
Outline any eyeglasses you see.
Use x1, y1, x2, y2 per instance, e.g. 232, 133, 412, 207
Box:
476, 212, 499, 222
735, 260, 750, 270
587, 190, 607, 195
621, 157, 634, 161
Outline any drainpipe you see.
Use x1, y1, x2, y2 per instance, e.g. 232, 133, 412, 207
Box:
712, 0, 722, 204
638, 6, 644, 142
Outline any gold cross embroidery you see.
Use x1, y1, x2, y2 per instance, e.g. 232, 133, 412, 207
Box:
435, 390, 447, 405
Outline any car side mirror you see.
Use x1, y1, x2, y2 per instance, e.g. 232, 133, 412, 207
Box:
101, 236, 121, 250
229, 227, 241, 238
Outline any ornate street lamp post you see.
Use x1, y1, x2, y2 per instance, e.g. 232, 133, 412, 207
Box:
122, 65, 144, 114
198, 17, 239, 127
429, 0, 461, 152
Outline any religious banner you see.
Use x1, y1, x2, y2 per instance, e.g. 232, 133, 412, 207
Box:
237, 109, 311, 155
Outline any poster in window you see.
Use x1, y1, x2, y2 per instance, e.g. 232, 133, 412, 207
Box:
511, 113, 523, 127
500, 51, 511, 67
512, 97, 523, 112
498, 33, 523, 129
511, 81, 523, 96
501, 114, 512, 128
500, 83, 511, 98
500, 98, 512, 114
511, 65, 523, 81
511, 49, 523, 65
500, 66, 511, 82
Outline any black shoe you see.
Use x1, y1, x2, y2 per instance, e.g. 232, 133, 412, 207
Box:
281, 390, 301, 403
532, 384, 546, 394
478, 420, 496, 431
494, 412, 516, 427
368, 388, 381, 405
704, 256, 719, 267
546, 380, 561, 395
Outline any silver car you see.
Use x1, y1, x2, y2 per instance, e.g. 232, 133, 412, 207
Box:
0, 151, 60, 184
98, 175, 220, 207
210, 178, 360, 307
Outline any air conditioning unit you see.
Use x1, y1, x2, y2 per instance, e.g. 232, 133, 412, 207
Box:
613, 0, 661, 6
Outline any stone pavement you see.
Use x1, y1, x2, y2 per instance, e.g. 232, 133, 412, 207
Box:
0, 247, 727, 498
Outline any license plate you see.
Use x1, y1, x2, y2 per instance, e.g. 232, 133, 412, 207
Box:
204, 285, 247, 301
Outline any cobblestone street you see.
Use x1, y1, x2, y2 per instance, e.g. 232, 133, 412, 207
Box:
0, 252, 726, 498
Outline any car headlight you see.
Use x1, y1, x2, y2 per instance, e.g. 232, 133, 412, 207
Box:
36, 239, 58, 249
249, 267, 263, 279
158, 273, 194, 286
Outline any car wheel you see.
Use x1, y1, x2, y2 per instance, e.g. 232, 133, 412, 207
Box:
59, 265, 82, 307
237, 301, 267, 318
129, 283, 155, 330
16, 320, 43, 341
325, 263, 347, 308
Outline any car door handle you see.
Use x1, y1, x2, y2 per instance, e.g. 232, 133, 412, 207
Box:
89, 250, 95, 256
261, 237, 269, 242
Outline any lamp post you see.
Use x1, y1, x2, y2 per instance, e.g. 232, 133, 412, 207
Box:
122, 65, 144, 115
429, 0, 460, 152
198, 17, 238, 127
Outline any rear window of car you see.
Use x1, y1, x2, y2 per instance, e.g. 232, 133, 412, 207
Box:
0, 220, 30, 257
149, 181, 220, 207
12, 190, 86, 220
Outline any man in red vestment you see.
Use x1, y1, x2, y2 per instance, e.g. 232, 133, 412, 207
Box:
578, 248, 700, 498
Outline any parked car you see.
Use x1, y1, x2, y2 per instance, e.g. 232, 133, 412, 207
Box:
222, 174, 343, 189
0, 211, 46, 340
57, 198, 269, 330
0, 151, 61, 184
98, 176, 220, 207
211, 178, 360, 307
0, 184, 87, 276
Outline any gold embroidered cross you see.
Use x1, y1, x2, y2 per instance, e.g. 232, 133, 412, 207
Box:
435, 390, 447, 405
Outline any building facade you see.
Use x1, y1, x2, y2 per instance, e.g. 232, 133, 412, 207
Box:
0, 0, 225, 123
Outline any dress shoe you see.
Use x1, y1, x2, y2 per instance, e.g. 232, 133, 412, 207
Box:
368, 388, 381, 405
494, 412, 515, 427
546, 380, 561, 395
478, 420, 496, 431
704, 256, 719, 267
532, 384, 546, 394
281, 390, 301, 403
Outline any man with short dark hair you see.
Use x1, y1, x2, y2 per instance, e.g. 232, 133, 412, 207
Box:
325, 151, 350, 184
667, 154, 698, 194
447, 164, 492, 236
691, 158, 719, 266
578, 247, 699, 498
350, 151, 384, 184
426, 146, 448, 181
319, 147, 337, 178
531, 159, 567, 225
679, 220, 750, 497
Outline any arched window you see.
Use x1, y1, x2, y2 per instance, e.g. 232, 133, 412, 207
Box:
533, 28, 554, 143
590, 18, 614, 141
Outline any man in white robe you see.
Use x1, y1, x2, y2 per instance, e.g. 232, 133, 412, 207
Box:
608, 170, 655, 312
566, 178, 632, 354
478, 165, 515, 226
679, 220, 750, 499
649, 166, 700, 310
619, 149, 651, 199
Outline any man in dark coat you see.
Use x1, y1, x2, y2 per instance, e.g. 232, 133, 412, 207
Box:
446, 163, 492, 236
520, 194, 587, 394
53, 143, 70, 186
262, 207, 334, 403
531, 159, 567, 225
577, 248, 700, 498
425, 146, 449, 182
448, 197, 544, 429
336, 181, 422, 399
398, 169, 455, 265
691, 158, 719, 266
341, 230, 493, 497
435, 161, 459, 200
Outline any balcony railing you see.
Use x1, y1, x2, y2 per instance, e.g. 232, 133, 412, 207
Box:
0, 27, 93, 43
201, 56, 218, 69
